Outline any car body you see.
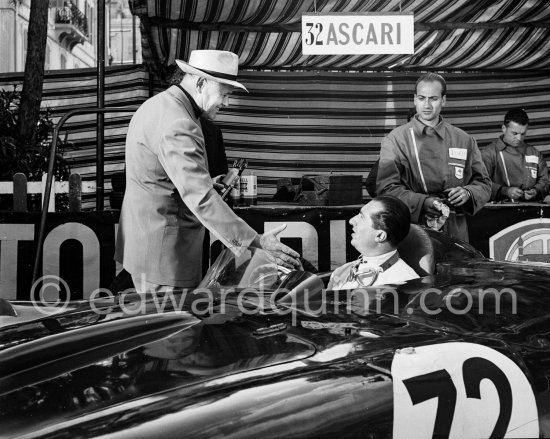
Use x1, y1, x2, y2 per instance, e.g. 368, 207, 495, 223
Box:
1, 226, 549, 438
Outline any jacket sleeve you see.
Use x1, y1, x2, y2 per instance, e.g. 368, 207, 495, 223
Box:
376, 134, 428, 223
157, 117, 258, 255
462, 138, 491, 215
480, 144, 502, 201
535, 152, 549, 199
364, 160, 379, 198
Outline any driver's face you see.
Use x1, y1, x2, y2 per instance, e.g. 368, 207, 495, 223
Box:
349, 201, 382, 255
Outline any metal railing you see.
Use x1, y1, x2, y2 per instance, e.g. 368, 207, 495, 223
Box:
32, 106, 137, 284
55, 1, 89, 37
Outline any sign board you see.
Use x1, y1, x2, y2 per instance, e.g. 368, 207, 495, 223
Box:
301, 13, 414, 55
488, 218, 550, 262
2, 203, 550, 300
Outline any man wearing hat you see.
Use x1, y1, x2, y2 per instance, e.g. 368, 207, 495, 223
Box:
115, 50, 300, 293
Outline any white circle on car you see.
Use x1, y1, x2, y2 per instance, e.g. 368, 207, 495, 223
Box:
391, 342, 539, 438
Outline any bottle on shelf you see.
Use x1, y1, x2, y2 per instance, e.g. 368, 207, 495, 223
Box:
241, 171, 257, 206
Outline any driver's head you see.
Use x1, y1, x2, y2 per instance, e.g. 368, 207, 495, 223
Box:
349, 196, 411, 256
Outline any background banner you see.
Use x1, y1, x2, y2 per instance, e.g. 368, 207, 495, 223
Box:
1, 203, 550, 300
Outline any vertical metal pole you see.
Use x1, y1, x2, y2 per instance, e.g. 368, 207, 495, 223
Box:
132, 13, 136, 64
14, 1, 18, 70
97, 0, 105, 210
120, 13, 123, 64
107, 1, 111, 61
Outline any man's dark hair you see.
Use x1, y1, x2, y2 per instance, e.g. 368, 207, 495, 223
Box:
504, 108, 529, 127
415, 72, 447, 97
169, 68, 185, 85
370, 195, 411, 247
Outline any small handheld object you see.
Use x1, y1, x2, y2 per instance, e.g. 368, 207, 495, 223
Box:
220, 158, 247, 200
426, 199, 450, 231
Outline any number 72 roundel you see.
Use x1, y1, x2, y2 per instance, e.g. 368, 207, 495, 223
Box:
391, 342, 539, 438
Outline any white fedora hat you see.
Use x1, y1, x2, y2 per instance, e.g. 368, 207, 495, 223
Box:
175, 50, 247, 92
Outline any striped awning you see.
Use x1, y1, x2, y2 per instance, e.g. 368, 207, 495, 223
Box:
3, 65, 548, 207
130, 0, 550, 76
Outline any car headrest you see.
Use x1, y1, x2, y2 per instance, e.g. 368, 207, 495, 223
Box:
397, 224, 435, 277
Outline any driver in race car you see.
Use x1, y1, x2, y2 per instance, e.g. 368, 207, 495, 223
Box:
328, 196, 419, 289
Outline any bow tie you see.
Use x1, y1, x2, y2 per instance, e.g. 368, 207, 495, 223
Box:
347, 252, 400, 287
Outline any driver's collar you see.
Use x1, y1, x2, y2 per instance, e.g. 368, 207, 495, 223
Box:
359, 249, 399, 267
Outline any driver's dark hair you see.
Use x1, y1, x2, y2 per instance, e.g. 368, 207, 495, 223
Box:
369, 195, 411, 247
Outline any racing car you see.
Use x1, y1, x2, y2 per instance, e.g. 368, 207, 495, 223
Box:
0, 225, 549, 438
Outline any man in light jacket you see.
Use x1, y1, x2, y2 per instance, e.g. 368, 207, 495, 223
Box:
115, 50, 300, 293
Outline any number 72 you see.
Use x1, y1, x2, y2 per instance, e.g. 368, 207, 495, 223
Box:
403, 357, 512, 438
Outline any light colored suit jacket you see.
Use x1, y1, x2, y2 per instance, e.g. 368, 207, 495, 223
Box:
115, 86, 258, 287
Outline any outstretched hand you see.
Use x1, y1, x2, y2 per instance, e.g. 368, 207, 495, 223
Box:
258, 224, 301, 269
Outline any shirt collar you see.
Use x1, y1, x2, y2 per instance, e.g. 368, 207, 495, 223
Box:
411, 115, 446, 139
496, 135, 526, 151
175, 84, 203, 119
360, 249, 397, 266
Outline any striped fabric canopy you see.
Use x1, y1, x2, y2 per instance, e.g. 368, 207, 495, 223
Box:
130, 0, 550, 75
2, 1, 549, 208
217, 69, 550, 200
2, 66, 548, 207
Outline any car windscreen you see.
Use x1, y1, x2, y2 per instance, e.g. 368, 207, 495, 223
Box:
199, 247, 284, 290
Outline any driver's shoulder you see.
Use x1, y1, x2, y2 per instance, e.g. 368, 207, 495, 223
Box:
392, 258, 421, 280
336, 260, 355, 272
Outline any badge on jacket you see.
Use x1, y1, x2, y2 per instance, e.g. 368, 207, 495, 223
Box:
531, 168, 537, 179
455, 166, 464, 179
449, 148, 468, 160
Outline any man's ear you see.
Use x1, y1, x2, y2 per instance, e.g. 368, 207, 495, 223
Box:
196, 77, 206, 91
375, 230, 387, 243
